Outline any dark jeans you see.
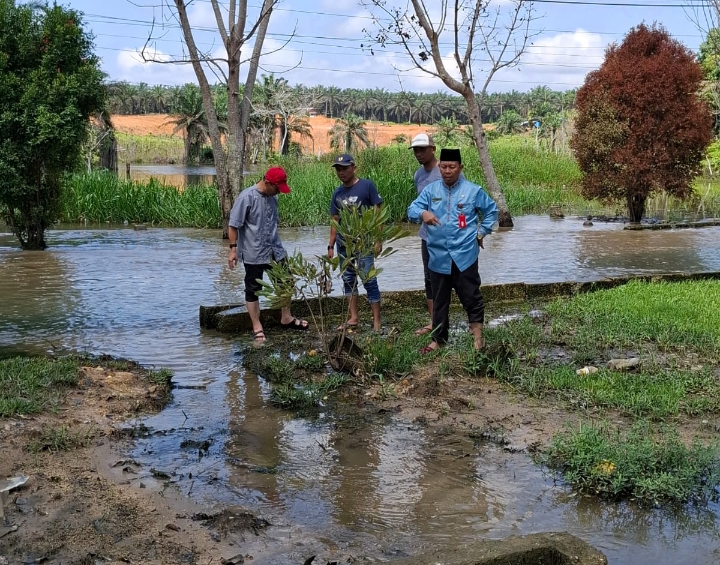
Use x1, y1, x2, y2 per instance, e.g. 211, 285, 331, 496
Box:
428, 259, 484, 344
421, 239, 433, 300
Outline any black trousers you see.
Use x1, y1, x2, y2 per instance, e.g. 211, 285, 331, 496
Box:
243, 259, 288, 302
421, 239, 433, 300
428, 259, 484, 344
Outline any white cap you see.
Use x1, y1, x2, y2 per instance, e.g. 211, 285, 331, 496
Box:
409, 133, 434, 148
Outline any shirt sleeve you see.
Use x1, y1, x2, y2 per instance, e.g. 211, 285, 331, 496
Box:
408, 184, 432, 223
329, 188, 339, 216
367, 180, 383, 206
475, 186, 499, 237
228, 191, 249, 229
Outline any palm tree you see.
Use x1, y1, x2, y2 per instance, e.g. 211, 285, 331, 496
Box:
323, 86, 343, 118
432, 116, 461, 146
149, 84, 167, 113
328, 114, 370, 153
496, 110, 524, 135
166, 83, 209, 165
284, 115, 313, 155
386, 94, 404, 123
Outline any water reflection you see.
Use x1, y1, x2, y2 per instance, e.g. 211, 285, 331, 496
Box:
2, 217, 720, 563
127, 164, 217, 188
124, 163, 260, 188
577, 228, 708, 274
0, 248, 80, 347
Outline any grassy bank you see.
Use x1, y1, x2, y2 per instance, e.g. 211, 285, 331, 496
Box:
66, 136, 720, 226
63, 138, 589, 226
0, 355, 172, 418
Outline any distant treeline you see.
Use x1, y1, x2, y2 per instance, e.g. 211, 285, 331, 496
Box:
106, 79, 577, 125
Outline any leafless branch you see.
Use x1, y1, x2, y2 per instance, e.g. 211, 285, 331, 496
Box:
210, 0, 229, 46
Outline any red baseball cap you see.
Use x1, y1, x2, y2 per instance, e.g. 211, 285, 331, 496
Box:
264, 166, 291, 193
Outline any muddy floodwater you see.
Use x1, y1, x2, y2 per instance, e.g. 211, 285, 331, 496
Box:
2, 216, 720, 563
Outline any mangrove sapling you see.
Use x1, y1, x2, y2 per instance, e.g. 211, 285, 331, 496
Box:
258, 205, 408, 373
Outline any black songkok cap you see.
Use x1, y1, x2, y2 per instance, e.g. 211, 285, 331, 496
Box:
439, 148, 462, 163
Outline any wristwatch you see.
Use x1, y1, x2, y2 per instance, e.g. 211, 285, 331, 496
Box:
229, 243, 237, 248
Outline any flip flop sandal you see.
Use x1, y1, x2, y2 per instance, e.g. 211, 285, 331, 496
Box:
414, 325, 433, 336
280, 318, 309, 331
252, 330, 266, 341
420, 344, 439, 355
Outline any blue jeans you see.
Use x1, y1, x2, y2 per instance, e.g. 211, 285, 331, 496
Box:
337, 247, 381, 304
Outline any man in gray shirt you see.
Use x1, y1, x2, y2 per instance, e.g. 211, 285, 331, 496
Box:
410, 133, 442, 335
227, 166, 308, 342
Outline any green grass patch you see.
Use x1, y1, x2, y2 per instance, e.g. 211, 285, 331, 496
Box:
28, 424, 97, 453
270, 372, 347, 410
468, 281, 720, 418
545, 280, 720, 354
0, 355, 174, 418
540, 421, 720, 505
0, 357, 81, 417
361, 331, 427, 378
91, 132, 720, 226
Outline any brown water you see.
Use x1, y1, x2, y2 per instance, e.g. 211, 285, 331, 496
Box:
2, 216, 720, 564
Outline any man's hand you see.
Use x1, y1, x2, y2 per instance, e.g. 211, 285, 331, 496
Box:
421, 210, 441, 226
477, 233, 485, 250
327, 244, 335, 259
228, 248, 238, 270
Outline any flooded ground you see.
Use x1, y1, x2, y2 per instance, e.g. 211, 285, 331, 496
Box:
2, 216, 720, 563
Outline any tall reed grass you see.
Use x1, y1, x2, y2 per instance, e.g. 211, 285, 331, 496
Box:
64, 136, 720, 228
116, 132, 185, 164
60, 172, 220, 227
273, 138, 586, 223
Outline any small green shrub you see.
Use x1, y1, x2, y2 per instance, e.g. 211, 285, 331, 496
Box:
541, 421, 720, 504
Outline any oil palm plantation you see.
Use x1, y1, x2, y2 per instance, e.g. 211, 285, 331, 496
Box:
328, 114, 370, 153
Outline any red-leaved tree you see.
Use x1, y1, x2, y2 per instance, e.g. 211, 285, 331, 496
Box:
572, 23, 713, 223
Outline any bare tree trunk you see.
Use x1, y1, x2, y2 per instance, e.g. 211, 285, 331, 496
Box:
173, 0, 231, 236
99, 132, 118, 174
162, 0, 275, 238
463, 90, 513, 228
238, 0, 273, 170
627, 192, 646, 223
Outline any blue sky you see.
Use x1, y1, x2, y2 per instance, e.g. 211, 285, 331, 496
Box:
60, 0, 711, 93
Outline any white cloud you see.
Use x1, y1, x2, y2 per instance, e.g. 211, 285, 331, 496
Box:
503, 29, 607, 91
187, 2, 221, 29
115, 46, 208, 85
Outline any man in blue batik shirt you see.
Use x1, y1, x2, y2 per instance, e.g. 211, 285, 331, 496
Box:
407, 148, 498, 353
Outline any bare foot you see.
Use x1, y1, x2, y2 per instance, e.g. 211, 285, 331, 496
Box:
420, 342, 440, 354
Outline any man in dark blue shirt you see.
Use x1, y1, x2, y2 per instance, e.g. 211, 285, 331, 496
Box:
327, 154, 383, 332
